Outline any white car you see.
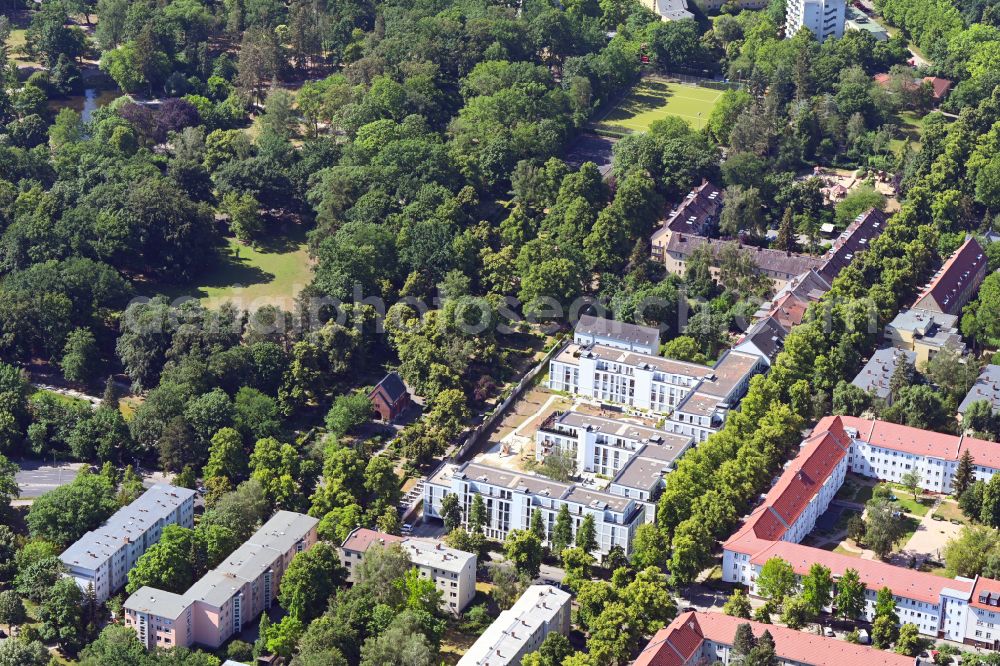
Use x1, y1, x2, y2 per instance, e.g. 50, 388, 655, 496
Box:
823, 627, 835, 637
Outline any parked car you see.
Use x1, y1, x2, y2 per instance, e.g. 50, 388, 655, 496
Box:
857, 629, 870, 644
823, 627, 835, 637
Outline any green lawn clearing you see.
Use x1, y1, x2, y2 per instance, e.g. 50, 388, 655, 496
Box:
594, 79, 723, 133
889, 484, 933, 516
889, 110, 925, 154
6, 28, 44, 69
156, 231, 313, 310
894, 494, 932, 517
31, 389, 89, 408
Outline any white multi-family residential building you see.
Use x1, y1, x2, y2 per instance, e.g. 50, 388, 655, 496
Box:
123, 511, 318, 650
458, 585, 571, 666
548, 343, 764, 424
722, 415, 1000, 644
59, 484, 196, 603
424, 461, 654, 558
573, 314, 661, 355
339, 528, 477, 614
667, 389, 730, 443
534, 410, 693, 479
839, 415, 1000, 493
786, 0, 845, 42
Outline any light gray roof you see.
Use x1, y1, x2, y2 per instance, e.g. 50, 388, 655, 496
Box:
887, 308, 964, 350
246, 510, 319, 554
959, 365, 1000, 415
454, 462, 635, 515
699, 350, 761, 399
457, 463, 572, 499
215, 542, 277, 582
555, 343, 715, 379
60, 484, 195, 570
548, 410, 689, 447
402, 538, 476, 573
611, 444, 684, 493
563, 486, 631, 513
184, 571, 243, 608
575, 314, 661, 349
851, 348, 917, 399
674, 390, 726, 418
459, 585, 571, 666
123, 586, 190, 619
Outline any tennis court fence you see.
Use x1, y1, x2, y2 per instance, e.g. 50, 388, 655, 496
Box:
657, 72, 744, 91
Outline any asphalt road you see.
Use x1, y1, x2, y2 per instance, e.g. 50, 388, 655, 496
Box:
13, 461, 173, 501
15, 460, 86, 498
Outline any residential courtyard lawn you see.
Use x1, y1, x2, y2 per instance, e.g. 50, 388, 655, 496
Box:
897, 514, 922, 545
594, 79, 723, 133
935, 499, 969, 524
835, 475, 875, 504
889, 484, 933, 516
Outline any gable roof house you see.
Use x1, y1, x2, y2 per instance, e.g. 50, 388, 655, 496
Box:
733, 316, 787, 366
368, 372, 410, 422
650, 180, 724, 262
912, 236, 988, 315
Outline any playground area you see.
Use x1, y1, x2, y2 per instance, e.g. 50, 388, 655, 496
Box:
593, 78, 725, 133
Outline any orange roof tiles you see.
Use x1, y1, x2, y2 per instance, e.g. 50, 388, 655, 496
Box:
972, 576, 1000, 611
832, 415, 1000, 469
750, 540, 974, 604
635, 612, 915, 666
340, 527, 404, 552
723, 418, 849, 548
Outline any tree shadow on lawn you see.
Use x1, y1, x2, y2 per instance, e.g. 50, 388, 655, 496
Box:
148, 243, 275, 300
195, 249, 276, 292
250, 213, 310, 254
603, 81, 674, 122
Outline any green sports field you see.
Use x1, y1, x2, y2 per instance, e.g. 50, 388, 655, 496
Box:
595, 79, 724, 133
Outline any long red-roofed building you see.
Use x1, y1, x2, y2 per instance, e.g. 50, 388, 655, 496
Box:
634, 611, 915, 666
723, 415, 1000, 645
912, 236, 988, 315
